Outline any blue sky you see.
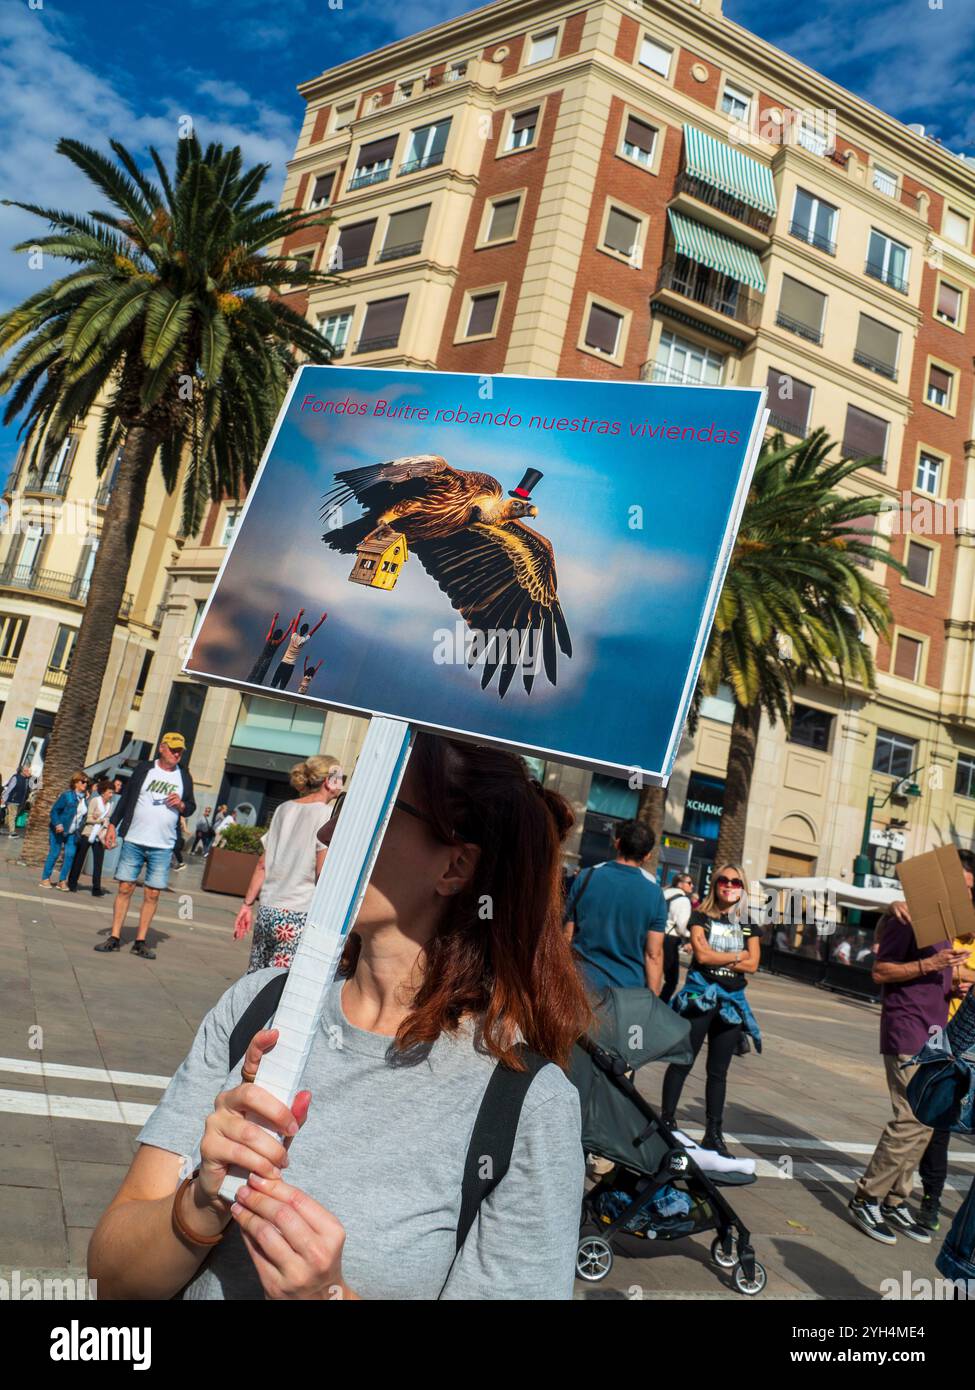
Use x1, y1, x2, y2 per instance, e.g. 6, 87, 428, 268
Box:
187, 366, 763, 775
1, 0, 972, 471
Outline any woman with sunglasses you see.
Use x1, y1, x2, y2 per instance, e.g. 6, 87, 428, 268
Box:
90, 734, 590, 1300
660, 863, 762, 1156
233, 759, 345, 972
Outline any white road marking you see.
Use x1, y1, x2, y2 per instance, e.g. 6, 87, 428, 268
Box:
0, 1088, 153, 1126
673, 1128, 975, 1164
0, 1057, 170, 1089
0, 887, 231, 934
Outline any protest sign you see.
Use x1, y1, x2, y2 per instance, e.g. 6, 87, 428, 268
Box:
185, 364, 766, 783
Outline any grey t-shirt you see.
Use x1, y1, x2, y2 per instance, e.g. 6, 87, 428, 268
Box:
137, 968, 584, 1300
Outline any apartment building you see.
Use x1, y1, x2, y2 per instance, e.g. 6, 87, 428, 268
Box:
272, 0, 975, 882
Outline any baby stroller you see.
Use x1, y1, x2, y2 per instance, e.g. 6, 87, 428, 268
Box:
569, 987, 767, 1295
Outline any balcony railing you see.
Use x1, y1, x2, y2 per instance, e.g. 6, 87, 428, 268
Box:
789, 219, 836, 256
42, 666, 69, 688
347, 166, 391, 191
0, 655, 17, 679
95, 475, 115, 506
673, 171, 772, 234
353, 334, 401, 354
398, 152, 444, 176
853, 348, 897, 380
767, 412, 809, 439
640, 362, 723, 386
332, 252, 368, 271
376, 240, 423, 262
864, 259, 909, 294
151, 602, 167, 630
0, 561, 133, 615
775, 310, 823, 345
3, 469, 19, 495
23, 471, 71, 498
656, 259, 761, 329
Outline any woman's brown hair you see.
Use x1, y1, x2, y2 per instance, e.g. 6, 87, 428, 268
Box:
69, 772, 88, 790
342, 734, 591, 1072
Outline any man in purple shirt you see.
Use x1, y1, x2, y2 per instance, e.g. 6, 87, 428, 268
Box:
848, 900, 970, 1246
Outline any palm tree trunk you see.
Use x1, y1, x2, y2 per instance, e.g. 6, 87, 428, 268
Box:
636, 783, 665, 876
714, 702, 761, 869
22, 424, 161, 865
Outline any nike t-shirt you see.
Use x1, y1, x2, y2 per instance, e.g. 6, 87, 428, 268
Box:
125, 765, 184, 848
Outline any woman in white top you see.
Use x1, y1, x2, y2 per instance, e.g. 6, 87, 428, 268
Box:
67, 778, 115, 896
233, 758, 344, 972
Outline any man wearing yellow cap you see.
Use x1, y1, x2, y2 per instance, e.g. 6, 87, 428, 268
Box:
96, 734, 196, 959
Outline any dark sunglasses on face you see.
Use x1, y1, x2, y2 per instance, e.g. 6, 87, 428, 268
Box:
317, 792, 450, 846
715, 875, 744, 890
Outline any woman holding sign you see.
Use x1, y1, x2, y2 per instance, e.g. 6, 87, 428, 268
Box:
89, 734, 590, 1300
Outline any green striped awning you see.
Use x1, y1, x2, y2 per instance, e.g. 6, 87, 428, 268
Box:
667, 209, 767, 293
683, 124, 777, 217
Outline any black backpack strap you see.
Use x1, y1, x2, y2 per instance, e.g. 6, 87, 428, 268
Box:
455, 1047, 549, 1253
563, 866, 595, 923
228, 974, 288, 1074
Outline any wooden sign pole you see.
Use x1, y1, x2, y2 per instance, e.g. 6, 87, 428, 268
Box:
219, 715, 414, 1201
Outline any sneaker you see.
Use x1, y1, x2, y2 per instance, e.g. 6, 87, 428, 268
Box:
131, 940, 156, 960
173, 863, 186, 872
94, 936, 121, 953
848, 1198, 898, 1245
916, 1195, 941, 1233
881, 1202, 932, 1244
91, 889, 109, 897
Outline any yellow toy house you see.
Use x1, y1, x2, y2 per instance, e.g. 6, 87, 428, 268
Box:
349, 528, 408, 590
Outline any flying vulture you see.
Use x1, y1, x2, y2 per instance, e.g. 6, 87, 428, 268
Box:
320, 454, 572, 697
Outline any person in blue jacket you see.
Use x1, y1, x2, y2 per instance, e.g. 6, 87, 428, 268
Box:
40, 772, 89, 889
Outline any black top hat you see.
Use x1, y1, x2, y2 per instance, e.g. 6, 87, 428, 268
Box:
509, 468, 543, 499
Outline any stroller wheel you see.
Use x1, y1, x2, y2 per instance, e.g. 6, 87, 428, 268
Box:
733, 1260, 767, 1296
710, 1235, 737, 1270
576, 1236, 614, 1282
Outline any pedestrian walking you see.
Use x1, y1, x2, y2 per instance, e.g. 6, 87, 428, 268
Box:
661, 864, 763, 1156
172, 815, 188, 872
563, 820, 666, 995
269, 610, 327, 690
903, 849, 975, 1234
847, 859, 972, 1246
95, 733, 196, 960
0, 764, 32, 835
67, 777, 115, 896
661, 872, 694, 1004
191, 807, 213, 854
88, 735, 591, 1301
40, 773, 89, 890
233, 760, 344, 972
212, 807, 236, 846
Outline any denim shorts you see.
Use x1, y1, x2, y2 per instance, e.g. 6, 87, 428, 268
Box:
115, 840, 172, 890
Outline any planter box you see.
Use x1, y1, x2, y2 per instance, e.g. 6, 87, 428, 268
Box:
201, 847, 259, 897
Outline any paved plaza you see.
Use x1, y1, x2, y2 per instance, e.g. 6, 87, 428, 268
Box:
0, 840, 970, 1300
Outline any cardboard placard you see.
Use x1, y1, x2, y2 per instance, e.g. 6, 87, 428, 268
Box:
895, 844, 975, 949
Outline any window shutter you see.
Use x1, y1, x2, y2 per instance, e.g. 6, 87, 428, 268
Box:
893, 635, 921, 681
906, 542, 931, 586
842, 404, 888, 461
929, 365, 952, 395
778, 276, 825, 333
766, 368, 812, 432
311, 173, 335, 204
937, 282, 962, 319
511, 109, 538, 135
467, 292, 499, 336
624, 116, 655, 154
360, 295, 408, 341
488, 198, 519, 240
605, 208, 640, 256
855, 315, 899, 371
386, 205, 429, 247
585, 304, 621, 354
356, 136, 398, 169
337, 221, 376, 263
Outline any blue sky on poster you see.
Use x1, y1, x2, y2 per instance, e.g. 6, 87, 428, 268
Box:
188, 369, 763, 773
0, 0, 972, 469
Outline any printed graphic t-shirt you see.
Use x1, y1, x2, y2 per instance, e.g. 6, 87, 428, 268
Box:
125, 765, 184, 849
691, 910, 762, 992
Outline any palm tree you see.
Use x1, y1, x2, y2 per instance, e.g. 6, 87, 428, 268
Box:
700, 428, 894, 868
0, 136, 337, 863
